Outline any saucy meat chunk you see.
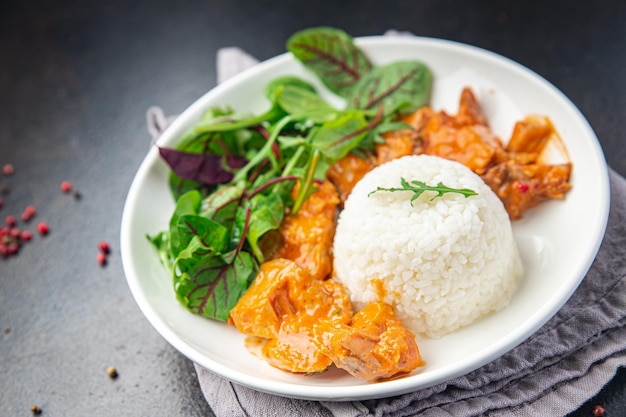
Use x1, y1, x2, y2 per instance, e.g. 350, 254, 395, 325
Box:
386, 87, 572, 219
276, 180, 339, 280
313, 302, 422, 381
327, 153, 375, 205
229, 258, 353, 373
417, 88, 505, 175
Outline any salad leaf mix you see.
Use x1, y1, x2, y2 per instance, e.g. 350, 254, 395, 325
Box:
148, 27, 432, 321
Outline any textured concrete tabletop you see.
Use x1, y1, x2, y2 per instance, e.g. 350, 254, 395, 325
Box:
1, 1, 625, 416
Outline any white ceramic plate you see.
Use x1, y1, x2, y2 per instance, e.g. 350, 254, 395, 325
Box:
120, 36, 610, 401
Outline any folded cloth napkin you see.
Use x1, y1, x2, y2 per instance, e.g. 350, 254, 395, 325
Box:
147, 40, 626, 417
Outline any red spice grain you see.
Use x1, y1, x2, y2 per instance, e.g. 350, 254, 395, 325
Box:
30, 404, 42, 415
0, 243, 7, 258
21, 205, 36, 222
20, 230, 33, 241
2, 164, 14, 176
6, 242, 19, 255
515, 181, 529, 193
97, 252, 107, 266
592, 405, 605, 416
60, 180, 72, 193
98, 241, 111, 254
0, 197, 3, 208
36, 222, 49, 235
9, 228, 21, 238
5, 215, 16, 227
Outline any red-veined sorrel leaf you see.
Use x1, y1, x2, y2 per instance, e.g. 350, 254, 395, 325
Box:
174, 214, 230, 259
287, 27, 372, 97
174, 251, 257, 321
311, 110, 370, 160
158, 147, 247, 185
245, 192, 285, 262
347, 61, 432, 115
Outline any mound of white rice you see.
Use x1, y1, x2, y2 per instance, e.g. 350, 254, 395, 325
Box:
332, 155, 522, 338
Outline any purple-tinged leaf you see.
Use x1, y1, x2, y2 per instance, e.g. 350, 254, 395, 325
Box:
159, 147, 247, 185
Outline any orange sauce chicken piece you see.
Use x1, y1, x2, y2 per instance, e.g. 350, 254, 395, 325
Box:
229, 259, 422, 379
230, 258, 352, 373
313, 302, 422, 381
275, 180, 339, 280
380, 87, 572, 219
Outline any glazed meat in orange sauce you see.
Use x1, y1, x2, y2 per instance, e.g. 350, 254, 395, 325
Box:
229, 258, 353, 373
326, 153, 375, 206
415, 89, 571, 219
334, 87, 572, 219
483, 115, 572, 219
229, 258, 421, 378
313, 302, 422, 381
275, 180, 339, 280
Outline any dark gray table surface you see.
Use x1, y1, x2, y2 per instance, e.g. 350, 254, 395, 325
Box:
1, 1, 625, 416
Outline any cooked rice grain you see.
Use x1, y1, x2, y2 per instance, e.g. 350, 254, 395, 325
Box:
332, 155, 522, 338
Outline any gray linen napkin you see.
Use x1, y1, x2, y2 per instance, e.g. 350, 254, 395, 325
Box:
147, 43, 626, 417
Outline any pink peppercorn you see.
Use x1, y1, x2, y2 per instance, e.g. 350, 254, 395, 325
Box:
6, 242, 19, 255
515, 181, 529, 193
5, 215, 16, 227
60, 181, 72, 193
36, 222, 49, 235
2, 164, 14, 176
98, 241, 111, 254
592, 405, 605, 416
20, 230, 32, 241
0, 197, 4, 208
21, 205, 36, 222
9, 228, 21, 238
97, 252, 107, 266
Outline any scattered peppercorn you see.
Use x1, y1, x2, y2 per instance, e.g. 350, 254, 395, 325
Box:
98, 241, 111, 254
30, 404, 41, 415
7, 242, 19, 255
0, 197, 3, 208
2, 164, 14, 176
107, 366, 118, 379
73, 190, 82, 200
3, 327, 9, 334
5, 215, 16, 227
515, 180, 529, 193
60, 180, 72, 193
36, 222, 49, 235
97, 252, 107, 266
21, 205, 36, 222
592, 405, 605, 416
21, 230, 32, 241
